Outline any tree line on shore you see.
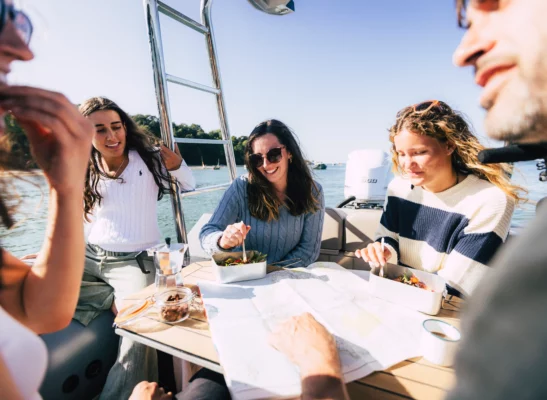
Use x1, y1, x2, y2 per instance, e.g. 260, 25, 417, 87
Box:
4, 113, 248, 168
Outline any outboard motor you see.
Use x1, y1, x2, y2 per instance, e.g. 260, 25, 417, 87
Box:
338, 149, 392, 209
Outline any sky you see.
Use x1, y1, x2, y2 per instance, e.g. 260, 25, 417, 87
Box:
12, 0, 494, 164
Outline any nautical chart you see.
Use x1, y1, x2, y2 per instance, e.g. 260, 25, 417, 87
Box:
198, 262, 426, 400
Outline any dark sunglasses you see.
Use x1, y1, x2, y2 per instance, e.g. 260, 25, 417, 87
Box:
413, 100, 450, 114
0, 1, 33, 45
249, 146, 286, 168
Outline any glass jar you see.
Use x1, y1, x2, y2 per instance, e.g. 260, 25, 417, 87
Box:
153, 288, 194, 323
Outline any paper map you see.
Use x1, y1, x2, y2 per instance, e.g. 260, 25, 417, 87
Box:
198, 262, 426, 399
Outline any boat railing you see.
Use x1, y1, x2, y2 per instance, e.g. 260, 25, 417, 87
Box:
142, 0, 239, 263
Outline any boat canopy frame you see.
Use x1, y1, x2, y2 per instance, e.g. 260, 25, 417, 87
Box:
142, 0, 238, 262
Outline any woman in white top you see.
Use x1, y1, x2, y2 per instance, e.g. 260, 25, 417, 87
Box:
0, 2, 94, 398
77, 96, 196, 400
0, 7, 211, 400
81, 96, 195, 253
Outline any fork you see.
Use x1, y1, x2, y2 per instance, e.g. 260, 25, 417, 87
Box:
379, 237, 385, 277
241, 222, 248, 263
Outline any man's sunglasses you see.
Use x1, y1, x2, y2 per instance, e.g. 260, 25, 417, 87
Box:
249, 146, 286, 168
0, 1, 33, 44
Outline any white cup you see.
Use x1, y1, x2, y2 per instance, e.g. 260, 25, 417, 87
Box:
420, 319, 461, 367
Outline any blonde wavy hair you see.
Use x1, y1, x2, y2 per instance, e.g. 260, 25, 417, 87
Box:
389, 100, 527, 204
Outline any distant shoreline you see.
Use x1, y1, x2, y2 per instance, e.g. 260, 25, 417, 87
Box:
0, 166, 244, 176
1, 164, 343, 176
0, 169, 43, 177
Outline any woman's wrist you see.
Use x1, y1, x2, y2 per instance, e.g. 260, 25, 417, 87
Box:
50, 187, 84, 208
217, 235, 232, 250
298, 354, 343, 381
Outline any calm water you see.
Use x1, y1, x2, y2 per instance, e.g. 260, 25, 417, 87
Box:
1, 162, 545, 256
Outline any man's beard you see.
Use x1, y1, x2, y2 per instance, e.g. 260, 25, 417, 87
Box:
484, 73, 547, 144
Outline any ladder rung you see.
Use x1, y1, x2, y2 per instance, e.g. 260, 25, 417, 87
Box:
158, 1, 208, 34
166, 74, 220, 95
181, 182, 231, 197
175, 138, 230, 145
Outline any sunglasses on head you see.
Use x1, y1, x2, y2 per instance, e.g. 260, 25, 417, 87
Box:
0, 1, 33, 44
249, 146, 286, 168
412, 100, 450, 114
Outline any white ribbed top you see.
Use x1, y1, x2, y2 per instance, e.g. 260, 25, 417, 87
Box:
85, 150, 195, 252
0, 306, 47, 400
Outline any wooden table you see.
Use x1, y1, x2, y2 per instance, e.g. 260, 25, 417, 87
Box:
116, 260, 462, 400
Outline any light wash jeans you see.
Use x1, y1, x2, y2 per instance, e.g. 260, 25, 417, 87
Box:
82, 244, 158, 400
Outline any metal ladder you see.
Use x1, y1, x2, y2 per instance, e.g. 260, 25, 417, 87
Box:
142, 0, 238, 261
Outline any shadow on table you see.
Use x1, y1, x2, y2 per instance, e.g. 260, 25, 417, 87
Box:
238, 268, 331, 288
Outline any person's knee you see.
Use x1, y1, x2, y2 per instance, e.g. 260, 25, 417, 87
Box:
178, 369, 230, 400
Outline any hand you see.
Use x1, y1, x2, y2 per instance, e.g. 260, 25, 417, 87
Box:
269, 313, 342, 379
129, 381, 172, 400
160, 144, 183, 171
355, 241, 392, 267
219, 222, 251, 250
0, 86, 93, 196
111, 301, 118, 316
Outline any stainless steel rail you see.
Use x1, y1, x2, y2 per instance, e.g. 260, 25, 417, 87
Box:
142, 0, 238, 260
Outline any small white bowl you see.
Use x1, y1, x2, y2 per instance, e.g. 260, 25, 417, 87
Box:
420, 319, 461, 367
368, 264, 447, 315
211, 251, 267, 284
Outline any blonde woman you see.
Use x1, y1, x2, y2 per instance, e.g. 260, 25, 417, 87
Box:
356, 100, 526, 297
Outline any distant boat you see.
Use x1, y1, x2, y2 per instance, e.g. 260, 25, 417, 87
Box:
312, 163, 327, 170
213, 159, 220, 170
201, 156, 206, 169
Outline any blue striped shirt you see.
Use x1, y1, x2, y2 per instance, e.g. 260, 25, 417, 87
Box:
200, 176, 325, 268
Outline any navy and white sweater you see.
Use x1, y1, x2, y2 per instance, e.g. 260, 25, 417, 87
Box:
376, 174, 515, 297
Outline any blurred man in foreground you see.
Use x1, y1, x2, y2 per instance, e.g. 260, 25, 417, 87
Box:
271, 1, 547, 399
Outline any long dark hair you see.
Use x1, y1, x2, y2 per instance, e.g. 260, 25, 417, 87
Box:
0, 130, 29, 280
0, 139, 20, 230
245, 119, 320, 221
80, 97, 174, 221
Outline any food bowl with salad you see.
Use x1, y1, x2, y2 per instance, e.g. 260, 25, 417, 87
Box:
368, 263, 447, 315
211, 250, 268, 284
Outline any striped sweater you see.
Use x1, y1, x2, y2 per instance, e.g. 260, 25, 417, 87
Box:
200, 176, 325, 268
377, 174, 514, 297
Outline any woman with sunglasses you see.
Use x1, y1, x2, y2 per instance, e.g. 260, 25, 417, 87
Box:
0, 2, 97, 398
355, 100, 525, 297
200, 119, 325, 268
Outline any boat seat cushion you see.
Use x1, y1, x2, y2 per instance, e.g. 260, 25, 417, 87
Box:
341, 209, 383, 253
320, 207, 345, 252
39, 311, 119, 400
